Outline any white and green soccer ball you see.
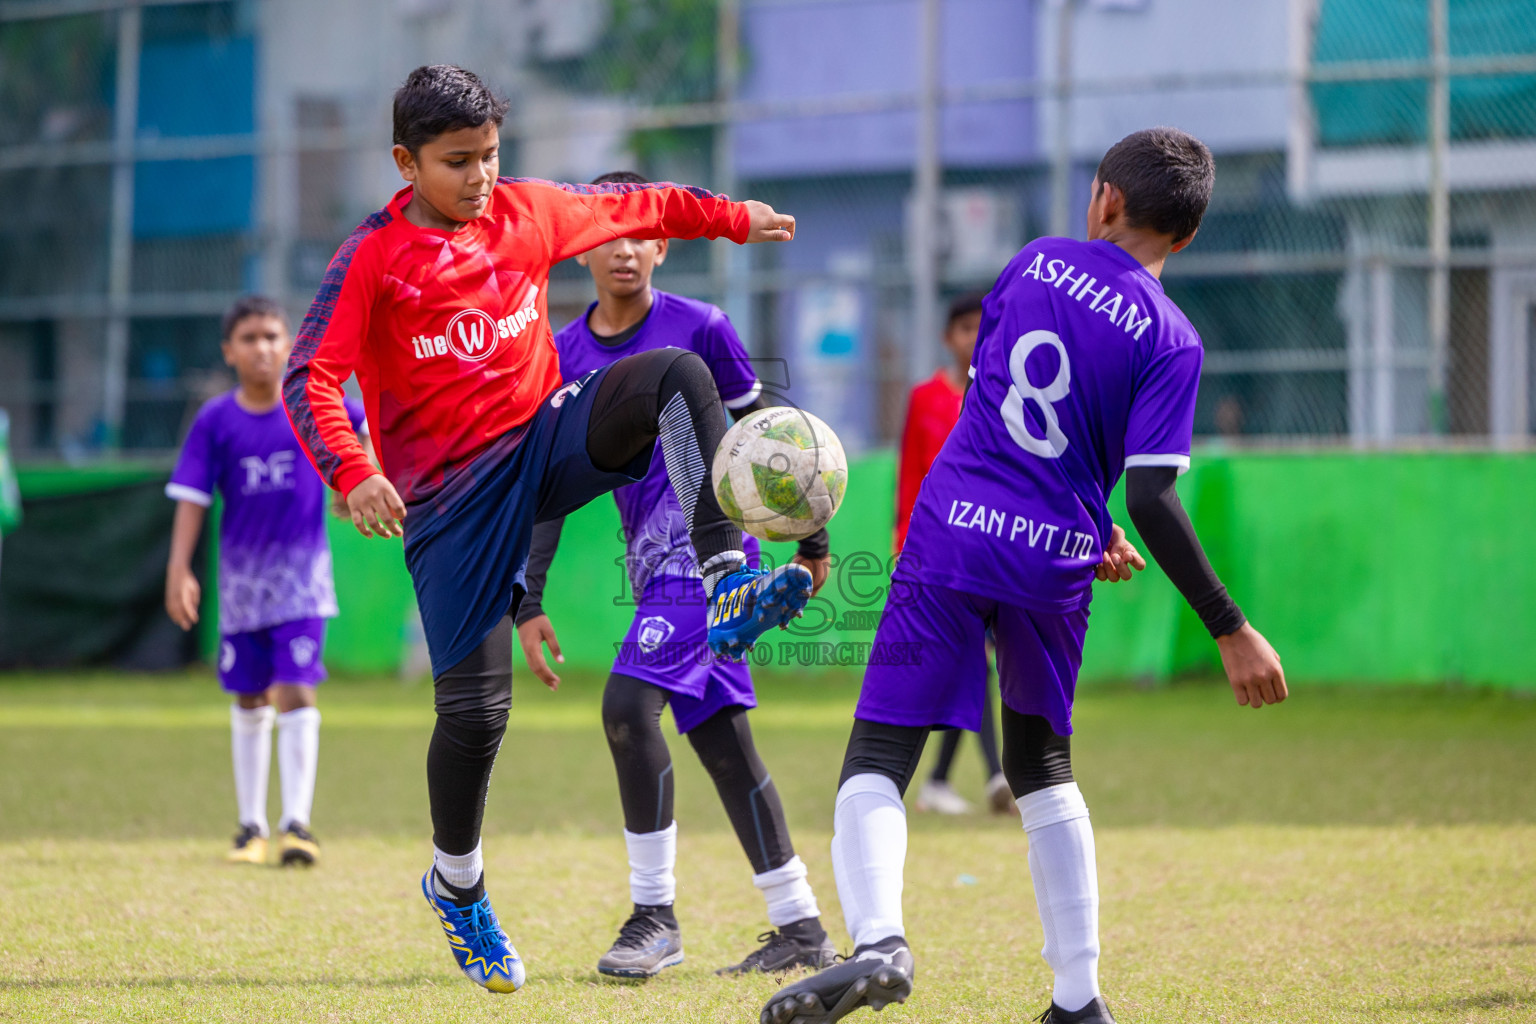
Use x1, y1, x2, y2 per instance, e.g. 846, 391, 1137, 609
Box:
711, 406, 848, 542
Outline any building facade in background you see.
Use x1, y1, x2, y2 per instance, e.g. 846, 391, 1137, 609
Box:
1, 0, 1533, 460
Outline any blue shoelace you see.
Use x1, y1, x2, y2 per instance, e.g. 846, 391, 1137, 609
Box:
450, 897, 507, 961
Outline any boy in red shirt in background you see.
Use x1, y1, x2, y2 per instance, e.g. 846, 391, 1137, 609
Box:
284, 65, 811, 994
895, 294, 1011, 815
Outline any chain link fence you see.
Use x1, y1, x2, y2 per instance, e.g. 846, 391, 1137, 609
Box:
1, 0, 1534, 460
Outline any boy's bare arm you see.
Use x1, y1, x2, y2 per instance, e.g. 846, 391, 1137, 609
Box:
165, 501, 206, 631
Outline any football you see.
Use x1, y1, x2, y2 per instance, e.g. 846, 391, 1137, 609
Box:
711, 406, 848, 542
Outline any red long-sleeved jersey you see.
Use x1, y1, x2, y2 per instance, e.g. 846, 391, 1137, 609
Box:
894, 368, 964, 554
284, 178, 750, 504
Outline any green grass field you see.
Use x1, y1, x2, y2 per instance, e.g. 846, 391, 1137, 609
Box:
2, 670, 1533, 1023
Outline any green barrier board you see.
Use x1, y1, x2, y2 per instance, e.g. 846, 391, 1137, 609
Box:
13, 451, 1536, 689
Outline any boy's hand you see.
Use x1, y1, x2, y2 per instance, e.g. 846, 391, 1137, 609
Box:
516, 614, 564, 691
1215, 623, 1287, 709
346, 474, 406, 538
744, 200, 795, 243
1094, 524, 1146, 583
792, 553, 831, 597
165, 566, 200, 631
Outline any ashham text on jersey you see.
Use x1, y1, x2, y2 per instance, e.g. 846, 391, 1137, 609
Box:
1019, 251, 1154, 340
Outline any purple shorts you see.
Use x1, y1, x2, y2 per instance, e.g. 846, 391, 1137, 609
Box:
612, 576, 755, 734
856, 582, 1088, 736
218, 617, 328, 695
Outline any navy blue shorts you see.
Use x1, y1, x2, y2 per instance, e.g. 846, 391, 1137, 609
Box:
403, 367, 650, 678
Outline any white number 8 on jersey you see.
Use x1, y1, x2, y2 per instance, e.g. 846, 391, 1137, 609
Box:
1001, 330, 1072, 458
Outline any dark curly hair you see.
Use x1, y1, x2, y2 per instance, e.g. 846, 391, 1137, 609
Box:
1094, 127, 1215, 244
393, 65, 509, 153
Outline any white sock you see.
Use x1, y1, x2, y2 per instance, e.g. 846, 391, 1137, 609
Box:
754, 854, 821, 927
625, 821, 678, 906
830, 773, 907, 949
1018, 782, 1101, 1012
276, 706, 321, 832
434, 841, 483, 891
230, 704, 274, 836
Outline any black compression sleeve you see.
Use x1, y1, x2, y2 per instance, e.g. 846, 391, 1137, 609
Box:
727, 391, 773, 422
728, 392, 830, 561
516, 518, 564, 625
1124, 466, 1247, 639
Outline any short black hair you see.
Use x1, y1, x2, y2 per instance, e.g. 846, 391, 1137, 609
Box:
1094, 127, 1214, 243
945, 293, 986, 330
591, 170, 647, 186
221, 295, 287, 340
393, 64, 509, 153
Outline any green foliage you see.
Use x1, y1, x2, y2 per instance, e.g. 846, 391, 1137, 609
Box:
534, 0, 722, 168
577, 0, 718, 105
0, 14, 113, 147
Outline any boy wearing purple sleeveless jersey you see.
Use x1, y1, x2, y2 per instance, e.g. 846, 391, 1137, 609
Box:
764, 129, 1288, 1024
516, 171, 836, 979
165, 296, 366, 867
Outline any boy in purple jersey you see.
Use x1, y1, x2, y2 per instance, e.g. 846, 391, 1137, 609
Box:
165, 296, 366, 867
516, 170, 836, 979
763, 129, 1288, 1024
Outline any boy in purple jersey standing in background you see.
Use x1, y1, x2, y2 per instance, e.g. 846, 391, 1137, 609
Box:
763, 128, 1288, 1024
516, 171, 837, 979
165, 296, 367, 867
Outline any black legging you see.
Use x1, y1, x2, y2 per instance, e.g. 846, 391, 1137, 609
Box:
839, 704, 1073, 800
427, 348, 743, 857
604, 673, 795, 875
428, 615, 515, 856
585, 347, 741, 573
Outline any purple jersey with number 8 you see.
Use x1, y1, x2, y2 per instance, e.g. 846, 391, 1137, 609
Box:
898, 236, 1204, 614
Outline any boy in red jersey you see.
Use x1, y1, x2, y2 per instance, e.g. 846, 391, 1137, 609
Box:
283, 66, 811, 994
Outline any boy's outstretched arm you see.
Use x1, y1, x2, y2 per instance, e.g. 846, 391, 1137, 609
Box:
165, 501, 205, 631
1125, 465, 1286, 708
527, 179, 793, 264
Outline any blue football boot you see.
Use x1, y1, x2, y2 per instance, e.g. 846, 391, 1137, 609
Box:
421, 869, 526, 993
707, 563, 814, 662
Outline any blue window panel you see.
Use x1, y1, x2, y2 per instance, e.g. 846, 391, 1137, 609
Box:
132, 35, 255, 237
137, 37, 255, 137
133, 156, 254, 238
